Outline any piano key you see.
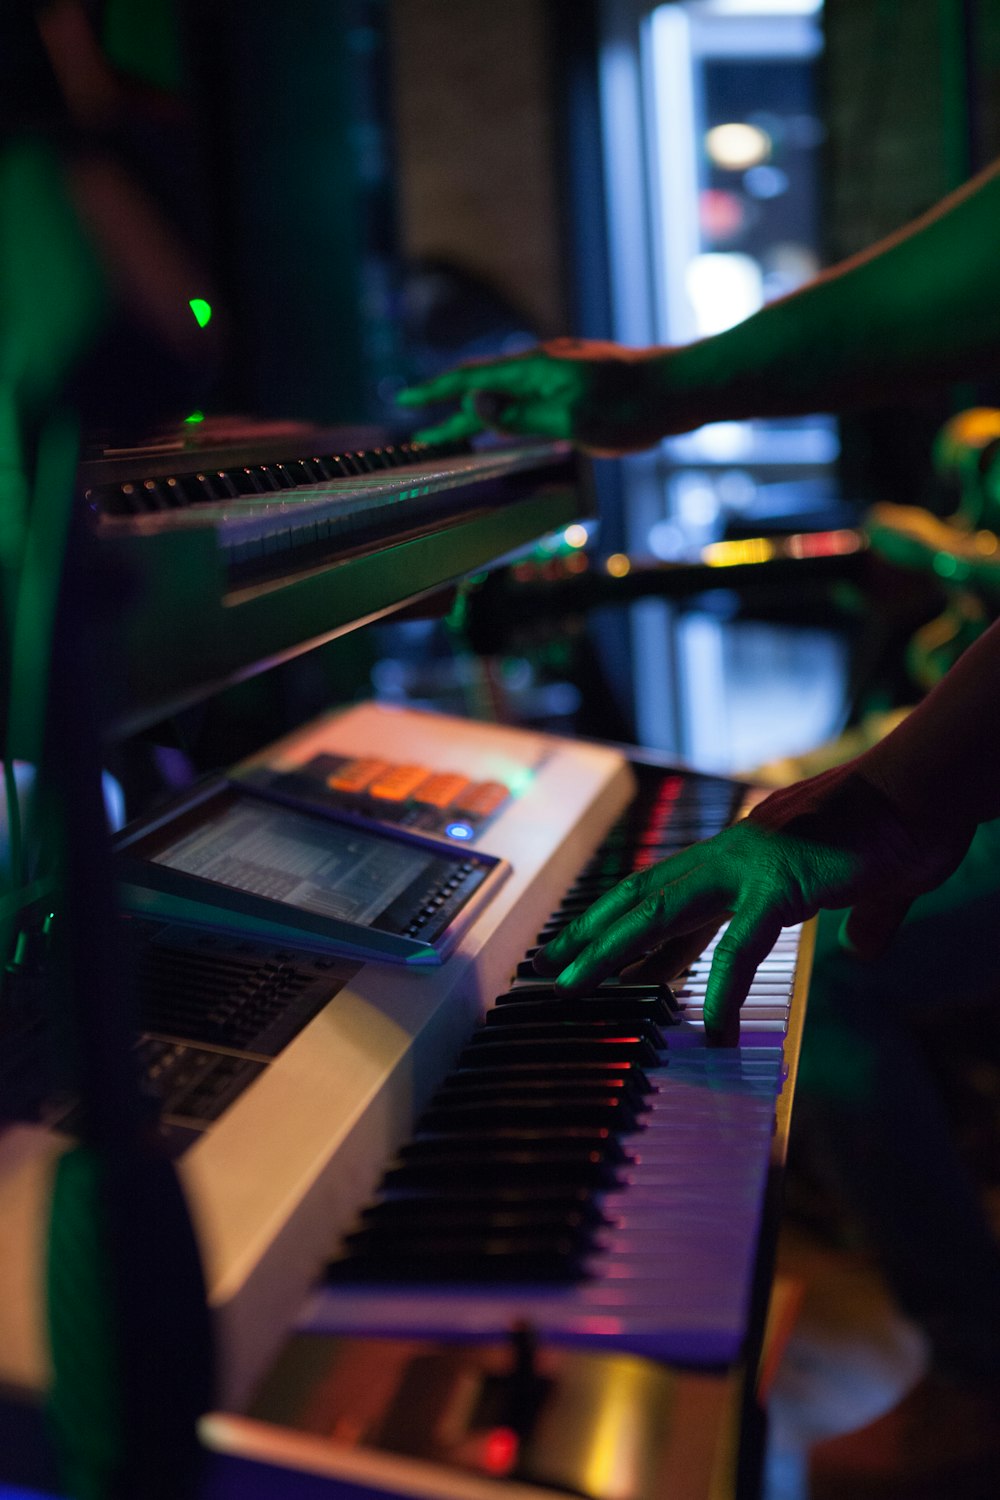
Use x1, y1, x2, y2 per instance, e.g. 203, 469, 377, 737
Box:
468, 1018, 669, 1047
689, 1005, 789, 1023
486, 1002, 675, 1035
361, 1191, 612, 1229
381, 1151, 626, 1192
535, 924, 574, 943
547, 898, 602, 916
417, 1096, 643, 1133
431, 1077, 648, 1109
327, 1236, 589, 1283
233, 467, 269, 494
401, 1120, 631, 1151
347, 1211, 598, 1250
459, 1037, 663, 1068
678, 985, 789, 1006
260, 463, 295, 490
493, 985, 679, 1022
349, 1212, 601, 1252
440, 1062, 654, 1099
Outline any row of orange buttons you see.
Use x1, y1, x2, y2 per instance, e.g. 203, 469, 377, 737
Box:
325, 757, 509, 818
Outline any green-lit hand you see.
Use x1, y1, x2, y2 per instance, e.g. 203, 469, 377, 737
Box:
533, 764, 974, 1045
397, 338, 664, 453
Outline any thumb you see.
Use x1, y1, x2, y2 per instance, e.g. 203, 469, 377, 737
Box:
840, 887, 918, 960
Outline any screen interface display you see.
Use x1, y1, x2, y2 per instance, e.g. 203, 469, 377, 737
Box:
150, 796, 448, 933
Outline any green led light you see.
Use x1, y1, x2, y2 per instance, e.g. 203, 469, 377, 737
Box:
184, 410, 205, 425
504, 767, 535, 799
188, 297, 213, 329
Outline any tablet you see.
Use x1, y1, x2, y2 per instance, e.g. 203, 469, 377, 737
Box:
115, 780, 509, 965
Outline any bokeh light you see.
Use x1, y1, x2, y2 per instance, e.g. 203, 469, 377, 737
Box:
705, 122, 772, 171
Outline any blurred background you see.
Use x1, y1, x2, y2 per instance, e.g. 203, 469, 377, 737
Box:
23, 0, 1000, 783
82, 0, 995, 781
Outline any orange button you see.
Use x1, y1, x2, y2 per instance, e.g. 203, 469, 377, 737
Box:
452, 780, 509, 817
327, 758, 391, 794
411, 773, 471, 809
368, 764, 431, 802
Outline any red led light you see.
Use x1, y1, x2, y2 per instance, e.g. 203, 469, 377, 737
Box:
482, 1427, 519, 1475
788, 529, 862, 559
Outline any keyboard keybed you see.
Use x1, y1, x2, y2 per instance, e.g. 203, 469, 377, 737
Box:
303, 763, 802, 1368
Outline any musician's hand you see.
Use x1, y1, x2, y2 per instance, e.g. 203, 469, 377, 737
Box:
533, 763, 974, 1045
397, 338, 665, 455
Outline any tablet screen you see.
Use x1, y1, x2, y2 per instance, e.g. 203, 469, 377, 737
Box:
150, 794, 459, 934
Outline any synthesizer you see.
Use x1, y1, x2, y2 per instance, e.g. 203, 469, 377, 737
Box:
85, 435, 577, 598
76, 433, 584, 736
0, 705, 810, 1498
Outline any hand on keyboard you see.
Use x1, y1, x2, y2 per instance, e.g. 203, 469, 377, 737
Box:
533, 762, 974, 1046
397, 338, 665, 455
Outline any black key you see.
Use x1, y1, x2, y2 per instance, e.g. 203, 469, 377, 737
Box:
210, 470, 240, 497
432, 1076, 647, 1112
469, 1018, 668, 1048
442, 1061, 653, 1099
346, 1218, 593, 1254
548, 898, 598, 916
227, 466, 267, 494
304, 457, 336, 480
138, 478, 170, 510
402, 1125, 630, 1158
355, 1213, 597, 1251
515, 958, 548, 979
267, 462, 299, 489
361, 1188, 611, 1227
417, 1095, 641, 1133
256, 465, 281, 491
460, 1037, 661, 1067
326, 1235, 586, 1283
161, 475, 193, 507
381, 1150, 624, 1192
491, 988, 678, 1025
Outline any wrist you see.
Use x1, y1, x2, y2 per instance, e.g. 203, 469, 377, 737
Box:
852, 744, 975, 860
645, 310, 800, 434
644, 340, 737, 436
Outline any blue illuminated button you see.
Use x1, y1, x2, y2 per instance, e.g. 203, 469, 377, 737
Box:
445, 821, 475, 841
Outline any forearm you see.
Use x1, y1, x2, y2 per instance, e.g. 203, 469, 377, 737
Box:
856, 613, 1000, 836
647, 159, 1000, 432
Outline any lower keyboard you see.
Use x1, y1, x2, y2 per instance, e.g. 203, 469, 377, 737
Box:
299, 762, 805, 1368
